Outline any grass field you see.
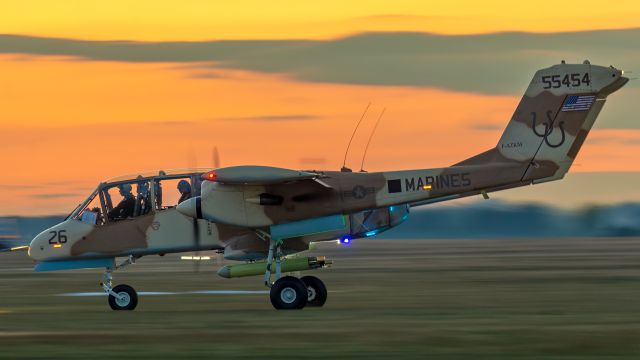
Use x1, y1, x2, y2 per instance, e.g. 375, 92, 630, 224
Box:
1, 238, 640, 359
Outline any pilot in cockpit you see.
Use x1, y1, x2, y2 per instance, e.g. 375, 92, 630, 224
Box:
107, 184, 136, 221
135, 176, 151, 216
177, 180, 192, 204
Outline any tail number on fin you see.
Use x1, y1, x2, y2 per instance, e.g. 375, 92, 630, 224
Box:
542, 73, 591, 89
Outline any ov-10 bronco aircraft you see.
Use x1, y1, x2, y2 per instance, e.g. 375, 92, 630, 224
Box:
25, 61, 627, 310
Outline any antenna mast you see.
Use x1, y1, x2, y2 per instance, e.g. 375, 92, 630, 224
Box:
341, 102, 371, 172
359, 108, 385, 172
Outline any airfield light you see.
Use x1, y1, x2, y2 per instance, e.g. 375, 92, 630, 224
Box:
181, 256, 212, 261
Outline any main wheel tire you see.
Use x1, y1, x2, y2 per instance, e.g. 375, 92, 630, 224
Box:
108, 284, 138, 311
301, 276, 327, 307
270, 276, 308, 310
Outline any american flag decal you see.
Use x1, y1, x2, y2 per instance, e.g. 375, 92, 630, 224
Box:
561, 95, 595, 112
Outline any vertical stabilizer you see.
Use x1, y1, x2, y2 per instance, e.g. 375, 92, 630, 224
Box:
458, 61, 628, 183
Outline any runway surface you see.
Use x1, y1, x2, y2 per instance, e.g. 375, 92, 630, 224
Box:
1, 238, 640, 359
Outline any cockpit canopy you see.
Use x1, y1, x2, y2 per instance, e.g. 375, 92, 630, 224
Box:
68, 168, 211, 225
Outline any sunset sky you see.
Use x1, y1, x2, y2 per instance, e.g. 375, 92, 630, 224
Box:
1, 1, 639, 215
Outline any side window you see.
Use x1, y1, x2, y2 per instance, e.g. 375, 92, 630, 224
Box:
103, 180, 151, 222
74, 193, 104, 225
155, 178, 193, 210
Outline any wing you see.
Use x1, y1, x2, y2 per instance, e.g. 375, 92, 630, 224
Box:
206, 166, 331, 188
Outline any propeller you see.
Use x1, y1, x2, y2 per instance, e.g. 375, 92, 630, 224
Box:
212, 146, 220, 168
211, 146, 224, 266
185, 146, 222, 272
211, 147, 224, 267
186, 148, 202, 273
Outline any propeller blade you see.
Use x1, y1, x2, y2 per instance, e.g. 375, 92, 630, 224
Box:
213, 147, 220, 168
192, 218, 202, 273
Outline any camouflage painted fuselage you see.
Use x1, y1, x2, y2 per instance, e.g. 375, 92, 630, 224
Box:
29, 62, 628, 266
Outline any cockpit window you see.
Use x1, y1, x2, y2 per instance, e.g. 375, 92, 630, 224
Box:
71, 172, 204, 224
73, 192, 104, 225
154, 177, 193, 210
103, 179, 152, 222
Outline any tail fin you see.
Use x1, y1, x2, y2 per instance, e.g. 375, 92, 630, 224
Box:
459, 61, 628, 183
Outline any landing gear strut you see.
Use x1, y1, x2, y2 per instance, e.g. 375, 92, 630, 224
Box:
101, 255, 139, 311
259, 234, 328, 310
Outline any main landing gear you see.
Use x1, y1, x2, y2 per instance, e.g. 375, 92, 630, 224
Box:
262, 235, 328, 310
101, 255, 139, 311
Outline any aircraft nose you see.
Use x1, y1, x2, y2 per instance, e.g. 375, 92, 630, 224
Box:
28, 233, 45, 261
176, 196, 202, 219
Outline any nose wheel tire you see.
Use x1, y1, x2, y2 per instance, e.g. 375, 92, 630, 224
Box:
108, 284, 138, 311
301, 275, 327, 307
270, 276, 307, 310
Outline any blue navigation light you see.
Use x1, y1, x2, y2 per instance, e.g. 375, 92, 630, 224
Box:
340, 236, 352, 244
365, 230, 378, 237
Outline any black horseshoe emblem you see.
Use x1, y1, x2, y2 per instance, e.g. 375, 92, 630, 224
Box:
531, 111, 565, 148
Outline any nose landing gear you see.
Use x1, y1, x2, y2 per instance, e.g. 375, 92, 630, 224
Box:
101, 255, 139, 311
108, 284, 138, 310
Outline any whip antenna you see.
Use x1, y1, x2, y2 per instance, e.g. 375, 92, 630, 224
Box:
359, 107, 385, 172
341, 102, 371, 172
